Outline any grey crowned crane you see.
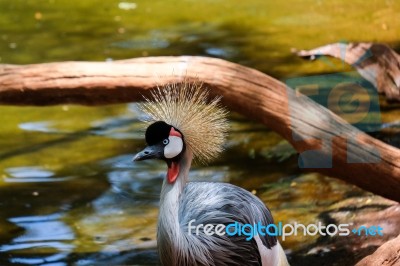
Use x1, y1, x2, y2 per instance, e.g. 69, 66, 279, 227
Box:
133, 82, 289, 266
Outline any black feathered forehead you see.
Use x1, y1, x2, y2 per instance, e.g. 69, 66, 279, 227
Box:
145, 121, 184, 146
145, 121, 171, 146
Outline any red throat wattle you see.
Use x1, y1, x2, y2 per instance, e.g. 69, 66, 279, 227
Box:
167, 127, 182, 183
167, 161, 179, 183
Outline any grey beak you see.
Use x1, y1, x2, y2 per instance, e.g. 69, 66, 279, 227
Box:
133, 145, 163, 161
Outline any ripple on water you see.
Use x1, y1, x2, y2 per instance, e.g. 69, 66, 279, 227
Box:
18, 121, 70, 134
3, 167, 74, 183
19, 121, 55, 133
0, 213, 74, 265
90, 115, 145, 140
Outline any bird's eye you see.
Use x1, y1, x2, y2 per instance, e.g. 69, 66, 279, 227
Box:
163, 139, 169, 145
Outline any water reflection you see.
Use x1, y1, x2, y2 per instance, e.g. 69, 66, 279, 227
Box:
19, 122, 59, 134
90, 116, 144, 140
0, 214, 74, 266
4, 167, 73, 183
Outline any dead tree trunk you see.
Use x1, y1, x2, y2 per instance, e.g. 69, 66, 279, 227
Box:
356, 233, 400, 265
297, 42, 400, 101
0, 56, 400, 201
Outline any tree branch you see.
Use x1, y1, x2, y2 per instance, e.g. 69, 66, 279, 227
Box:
297, 42, 400, 101
1, 56, 399, 201
356, 233, 400, 265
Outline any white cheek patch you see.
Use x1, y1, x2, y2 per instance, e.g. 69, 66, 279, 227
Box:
164, 136, 183, 159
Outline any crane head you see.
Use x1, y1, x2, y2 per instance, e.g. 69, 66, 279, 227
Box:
133, 121, 185, 162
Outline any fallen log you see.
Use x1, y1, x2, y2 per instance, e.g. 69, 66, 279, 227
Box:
288, 196, 400, 265
297, 42, 400, 101
356, 233, 400, 266
0, 56, 400, 201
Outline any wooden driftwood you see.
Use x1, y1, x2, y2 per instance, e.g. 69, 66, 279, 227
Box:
289, 196, 400, 265
297, 42, 400, 101
356, 233, 400, 265
0, 56, 400, 202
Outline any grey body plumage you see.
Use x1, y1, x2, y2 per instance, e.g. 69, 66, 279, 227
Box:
176, 182, 276, 265
155, 149, 285, 266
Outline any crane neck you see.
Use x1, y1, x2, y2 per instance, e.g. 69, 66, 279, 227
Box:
158, 149, 193, 264
160, 149, 192, 205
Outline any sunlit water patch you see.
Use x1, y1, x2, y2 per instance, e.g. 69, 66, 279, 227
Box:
19, 122, 60, 134
3, 167, 74, 183
0, 213, 74, 266
90, 116, 145, 140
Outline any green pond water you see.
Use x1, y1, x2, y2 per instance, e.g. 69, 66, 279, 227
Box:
1, 0, 400, 265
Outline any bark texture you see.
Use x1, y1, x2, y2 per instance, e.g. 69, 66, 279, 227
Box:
297, 42, 400, 101
356, 233, 400, 266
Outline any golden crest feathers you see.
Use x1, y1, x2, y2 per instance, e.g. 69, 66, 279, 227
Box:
138, 81, 228, 164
